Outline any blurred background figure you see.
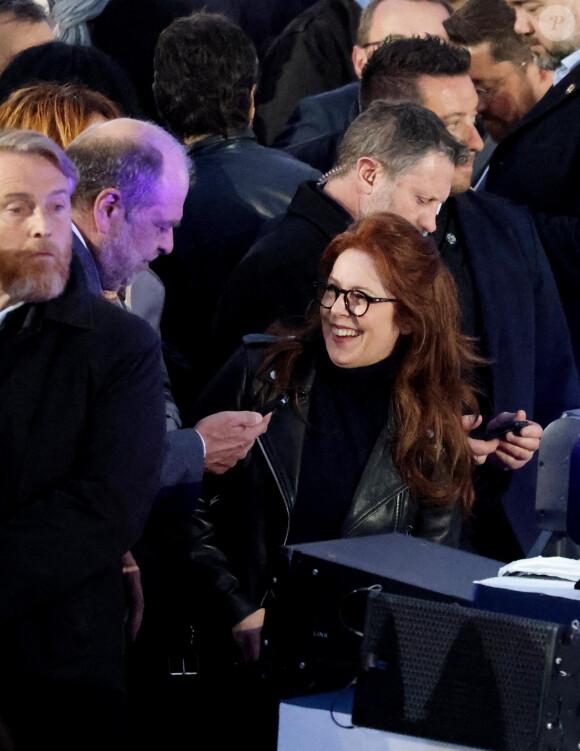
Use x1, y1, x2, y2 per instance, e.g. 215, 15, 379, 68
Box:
52, 0, 109, 43
484, 0, 580, 373
0, 80, 121, 146
253, 0, 362, 145
444, 0, 553, 143
0, 40, 142, 116
0, 0, 53, 74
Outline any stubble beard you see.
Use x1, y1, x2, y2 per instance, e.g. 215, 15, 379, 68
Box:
0, 240, 72, 305
97, 232, 140, 292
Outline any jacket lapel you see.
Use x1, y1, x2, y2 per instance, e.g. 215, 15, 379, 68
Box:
340, 421, 406, 537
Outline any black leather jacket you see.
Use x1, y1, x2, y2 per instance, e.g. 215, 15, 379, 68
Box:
192, 336, 462, 627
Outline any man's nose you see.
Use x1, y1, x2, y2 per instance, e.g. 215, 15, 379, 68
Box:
158, 229, 174, 256
421, 207, 438, 235
29, 208, 51, 237
466, 123, 484, 153
514, 8, 533, 35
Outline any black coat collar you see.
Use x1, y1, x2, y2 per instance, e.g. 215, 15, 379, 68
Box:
498, 63, 580, 141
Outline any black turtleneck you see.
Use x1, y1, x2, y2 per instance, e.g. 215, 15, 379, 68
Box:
288, 344, 400, 544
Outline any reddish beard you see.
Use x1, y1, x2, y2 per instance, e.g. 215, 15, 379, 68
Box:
0, 240, 72, 304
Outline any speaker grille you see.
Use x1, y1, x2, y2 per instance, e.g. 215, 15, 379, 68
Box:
353, 592, 561, 750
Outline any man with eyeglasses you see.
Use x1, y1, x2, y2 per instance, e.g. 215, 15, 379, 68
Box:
444, 0, 553, 142
483, 0, 580, 374
272, 0, 452, 172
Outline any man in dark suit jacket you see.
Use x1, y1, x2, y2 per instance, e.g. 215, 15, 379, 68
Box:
0, 130, 166, 749
66, 117, 271, 501
65, 117, 274, 748
485, 0, 580, 371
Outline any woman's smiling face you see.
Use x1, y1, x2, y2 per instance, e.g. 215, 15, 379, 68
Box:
321, 247, 402, 368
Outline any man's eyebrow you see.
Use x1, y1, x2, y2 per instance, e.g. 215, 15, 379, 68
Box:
442, 111, 467, 119
1, 189, 70, 200
1, 192, 33, 201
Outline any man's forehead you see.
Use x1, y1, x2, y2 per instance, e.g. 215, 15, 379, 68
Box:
0, 151, 70, 189
418, 74, 478, 110
469, 44, 518, 78
370, 0, 450, 38
405, 153, 453, 185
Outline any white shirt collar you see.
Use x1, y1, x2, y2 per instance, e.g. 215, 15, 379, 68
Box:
72, 222, 88, 248
554, 48, 580, 86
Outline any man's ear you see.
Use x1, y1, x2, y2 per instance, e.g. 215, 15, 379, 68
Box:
355, 156, 379, 194
352, 45, 368, 79
93, 188, 124, 235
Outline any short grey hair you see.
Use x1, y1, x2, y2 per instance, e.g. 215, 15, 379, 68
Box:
0, 128, 78, 188
66, 119, 191, 215
66, 138, 165, 215
332, 100, 467, 181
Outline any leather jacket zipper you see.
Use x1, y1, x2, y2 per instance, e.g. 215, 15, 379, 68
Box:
394, 491, 401, 530
256, 436, 292, 609
257, 436, 291, 544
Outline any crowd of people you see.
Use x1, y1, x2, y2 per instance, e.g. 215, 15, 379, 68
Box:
0, 0, 579, 748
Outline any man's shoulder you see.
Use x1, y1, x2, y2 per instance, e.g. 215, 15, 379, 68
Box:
273, 82, 359, 150
243, 182, 345, 259
298, 82, 359, 110
89, 294, 159, 350
247, 140, 321, 176
269, 0, 359, 40
450, 192, 540, 266
191, 134, 320, 183
452, 189, 532, 223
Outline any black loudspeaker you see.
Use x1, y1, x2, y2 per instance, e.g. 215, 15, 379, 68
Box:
264, 533, 501, 695
353, 590, 580, 751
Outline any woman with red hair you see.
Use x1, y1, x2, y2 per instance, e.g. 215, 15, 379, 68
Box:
192, 211, 484, 662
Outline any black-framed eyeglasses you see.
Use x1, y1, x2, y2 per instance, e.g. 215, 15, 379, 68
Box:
314, 282, 397, 317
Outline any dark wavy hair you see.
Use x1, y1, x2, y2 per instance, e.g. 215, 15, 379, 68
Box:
257, 212, 482, 510
153, 11, 259, 141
